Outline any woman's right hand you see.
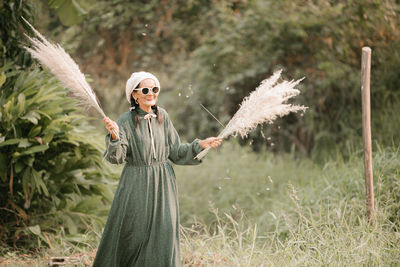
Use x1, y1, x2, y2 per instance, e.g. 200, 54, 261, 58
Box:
199, 137, 223, 149
103, 117, 119, 140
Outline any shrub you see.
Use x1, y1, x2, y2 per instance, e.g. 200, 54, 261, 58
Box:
0, 64, 116, 248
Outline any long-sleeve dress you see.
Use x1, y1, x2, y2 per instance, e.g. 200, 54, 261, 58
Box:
92, 106, 204, 267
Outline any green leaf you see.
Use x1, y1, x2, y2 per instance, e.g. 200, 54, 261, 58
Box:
74, 146, 82, 159
42, 132, 54, 144
23, 156, 35, 167
35, 110, 52, 120
22, 167, 33, 197
32, 169, 49, 197
49, 0, 87, 26
0, 138, 21, 147
15, 161, 25, 173
0, 72, 6, 87
0, 153, 8, 182
58, 199, 66, 210
21, 111, 41, 125
28, 126, 42, 138
17, 93, 26, 116
28, 225, 41, 236
18, 138, 32, 148
19, 144, 49, 156
2, 99, 14, 120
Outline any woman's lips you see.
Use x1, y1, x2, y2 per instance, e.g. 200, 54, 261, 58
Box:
144, 97, 156, 104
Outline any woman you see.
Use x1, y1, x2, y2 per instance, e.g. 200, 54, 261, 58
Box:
93, 71, 222, 266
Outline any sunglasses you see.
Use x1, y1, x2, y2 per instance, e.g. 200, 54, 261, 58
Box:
133, 87, 160, 95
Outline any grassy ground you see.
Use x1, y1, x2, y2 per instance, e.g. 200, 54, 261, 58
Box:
175, 142, 400, 266
1, 141, 399, 266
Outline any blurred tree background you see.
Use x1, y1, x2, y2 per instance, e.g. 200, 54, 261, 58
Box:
54, 0, 399, 158
1, 0, 400, 250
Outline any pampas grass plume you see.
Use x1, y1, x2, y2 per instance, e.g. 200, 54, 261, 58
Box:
195, 70, 307, 160
22, 17, 106, 118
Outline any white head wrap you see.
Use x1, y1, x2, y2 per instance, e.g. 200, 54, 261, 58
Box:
125, 71, 161, 103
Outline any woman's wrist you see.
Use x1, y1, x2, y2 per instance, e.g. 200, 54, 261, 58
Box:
199, 139, 205, 149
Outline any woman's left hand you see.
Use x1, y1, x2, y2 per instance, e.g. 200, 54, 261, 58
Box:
199, 137, 223, 149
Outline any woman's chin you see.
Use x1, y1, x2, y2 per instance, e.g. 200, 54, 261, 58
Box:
143, 100, 157, 106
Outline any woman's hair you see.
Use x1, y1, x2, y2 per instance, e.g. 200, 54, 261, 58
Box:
130, 84, 163, 128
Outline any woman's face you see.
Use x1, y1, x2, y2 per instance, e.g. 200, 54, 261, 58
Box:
132, 78, 158, 108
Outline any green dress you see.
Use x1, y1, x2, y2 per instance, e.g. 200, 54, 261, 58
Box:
93, 106, 203, 267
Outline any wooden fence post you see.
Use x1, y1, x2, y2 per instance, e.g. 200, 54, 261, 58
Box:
361, 47, 374, 222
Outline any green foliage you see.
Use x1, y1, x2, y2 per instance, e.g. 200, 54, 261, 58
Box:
47, 0, 88, 26
174, 141, 400, 265
53, 0, 226, 117
175, 141, 400, 232
2, 143, 399, 265
167, 0, 400, 157
0, 0, 118, 249
0, 0, 87, 68
54, 0, 400, 157
0, 1, 35, 68
374, 145, 400, 226
0, 66, 116, 248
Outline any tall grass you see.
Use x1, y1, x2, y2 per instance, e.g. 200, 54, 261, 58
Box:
175, 141, 400, 266
1, 141, 399, 266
